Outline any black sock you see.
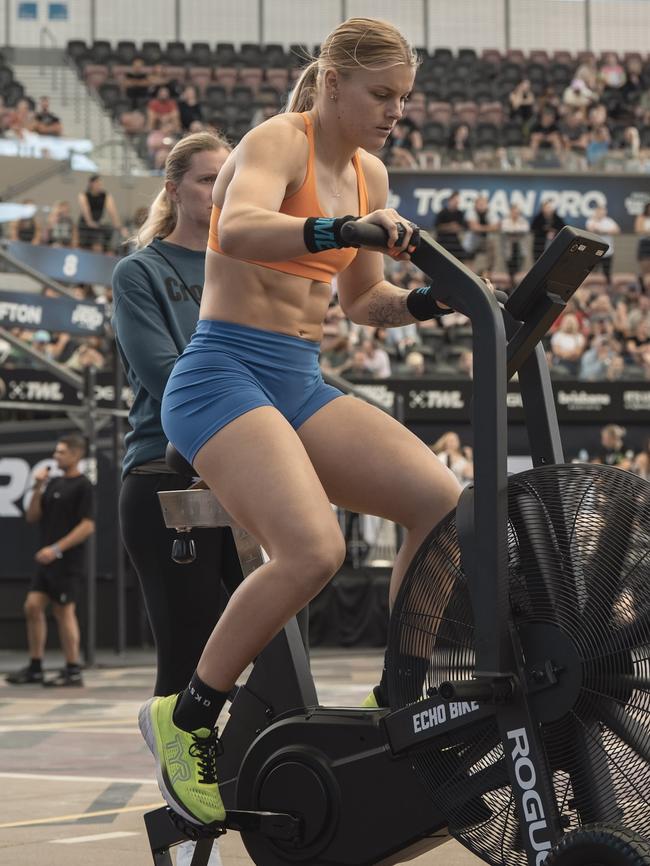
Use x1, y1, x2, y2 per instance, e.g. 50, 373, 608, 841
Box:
173, 671, 230, 733
29, 658, 42, 672
66, 662, 81, 672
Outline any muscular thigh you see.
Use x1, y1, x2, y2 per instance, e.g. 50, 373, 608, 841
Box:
192, 406, 342, 557
297, 396, 461, 528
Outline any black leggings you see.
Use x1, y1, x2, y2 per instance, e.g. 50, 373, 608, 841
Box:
119, 472, 242, 696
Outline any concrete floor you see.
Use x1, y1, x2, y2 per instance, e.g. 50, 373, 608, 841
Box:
0, 648, 483, 866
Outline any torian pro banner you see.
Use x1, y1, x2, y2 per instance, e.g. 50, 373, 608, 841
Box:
386, 170, 650, 232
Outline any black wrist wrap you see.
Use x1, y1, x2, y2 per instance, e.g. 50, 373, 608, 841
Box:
304, 215, 359, 253
406, 285, 453, 321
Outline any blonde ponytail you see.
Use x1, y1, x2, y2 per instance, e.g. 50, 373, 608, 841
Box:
286, 60, 320, 113
135, 188, 176, 248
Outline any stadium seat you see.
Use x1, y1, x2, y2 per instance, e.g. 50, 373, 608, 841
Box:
475, 121, 500, 148
432, 47, 453, 64
422, 121, 448, 148
190, 42, 213, 66
288, 43, 311, 65
640, 125, 650, 148
529, 50, 550, 66
4, 81, 25, 105
98, 81, 122, 109
142, 41, 163, 65
263, 44, 288, 67
458, 48, 478, 63
427, 101, 453, 124
454, 101, 478, 126
501, 121, 526, 147
239, 67, 264, 90
240, 43, 264, 67
116, 40, 137, 64
0, 65, 13, 89
189, 67, 212, 95
66, 39, 88, 62
90, 40, 112, 64
256, 84, 282, 107
231, 85, 255, 109
266, 67, 289, 92
552, 50, 574, 66
165, 42, 188, 65
481, 49, 503, 65
505, 49, 525, 65
204, 84, 228, 111
214, 67, 238, 90
215, 42, 236, 66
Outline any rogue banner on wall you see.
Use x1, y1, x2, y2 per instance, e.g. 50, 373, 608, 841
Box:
387, 170, 650, 232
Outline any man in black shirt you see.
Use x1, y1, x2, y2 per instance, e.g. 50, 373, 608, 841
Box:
33, 96, 62, 136
435, 191, 468, 260
6, 434, 94, 687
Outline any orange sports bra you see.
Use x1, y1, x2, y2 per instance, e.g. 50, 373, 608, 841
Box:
208, 112, 369, 284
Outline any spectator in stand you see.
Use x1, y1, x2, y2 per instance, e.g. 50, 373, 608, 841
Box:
562, 78, 598, 111
574, 57, 600, 95
401, 350, 427, 376
579, 334, 620, 381
147, 64, 180, 99
464, 195, 500, 278
319, 335, 353, 376
444, 123, 473, 168
124, 57, 150, 108
359, 338, 392, 379
384, 116, 422, 167
65, 338, 106, 371
595, 424, 634, 469
44, 200, 77, 247
585, 205, 620, 284
5, 98, 34, 139
500, 203, 530, 289
634, 202, 650, 275
550, 312, 586, 376
598, 52, 626, 90
624, 319, 650, 368
177, 84, 204, 132
430, 432, 473, 486
146, 115, 182, 170
631, 438, 650, 481
0, 94, 10, 133
560, 108, 589, 168
531, 199, 565, 261
147, 86, 181, 132
529, 107, 563, 162
9, 199, 40, 244
508, 79, 535, 132
77, 174, 128, 252
585, 124, 611, 167
33, 96, 62, 136
435, 191, 468, 261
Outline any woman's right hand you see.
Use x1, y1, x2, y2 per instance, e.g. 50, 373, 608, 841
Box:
356, 209, 418, 259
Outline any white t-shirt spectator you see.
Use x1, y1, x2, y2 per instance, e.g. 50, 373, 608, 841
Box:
365, 346, 392, 379
585, 215, 619, 258
551, 330, 586, 358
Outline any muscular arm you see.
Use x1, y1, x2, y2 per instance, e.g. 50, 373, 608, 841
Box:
216, 117, 312, 261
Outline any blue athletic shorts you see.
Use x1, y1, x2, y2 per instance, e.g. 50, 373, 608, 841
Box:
161, 319, 344, 464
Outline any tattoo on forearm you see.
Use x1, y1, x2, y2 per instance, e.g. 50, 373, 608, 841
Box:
366, 288, 412, 326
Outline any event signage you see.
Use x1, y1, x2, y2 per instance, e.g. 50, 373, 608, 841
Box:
1, 369, 648, 423
387, 170, 650, 232
6, 241, 117, 286
0, 290, 105, 335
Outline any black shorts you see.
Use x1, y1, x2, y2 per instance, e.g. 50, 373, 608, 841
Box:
30, 563, 82, 605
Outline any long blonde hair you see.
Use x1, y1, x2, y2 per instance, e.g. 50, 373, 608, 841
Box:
136, 131, 230, 249
287, 17, 419, 113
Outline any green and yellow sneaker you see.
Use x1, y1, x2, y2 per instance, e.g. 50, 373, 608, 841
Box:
360, 687, 381, 708
138, 694, 225, 826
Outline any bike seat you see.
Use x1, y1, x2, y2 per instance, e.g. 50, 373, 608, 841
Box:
166, 442, 196, 476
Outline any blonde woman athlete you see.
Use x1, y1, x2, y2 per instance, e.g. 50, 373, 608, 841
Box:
139, 18, 462, 827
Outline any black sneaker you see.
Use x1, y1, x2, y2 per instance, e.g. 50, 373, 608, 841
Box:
43, 668, 83, 688
6, 666, 44, 685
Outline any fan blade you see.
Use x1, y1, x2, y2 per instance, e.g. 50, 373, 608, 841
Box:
599, 701, 650, 766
